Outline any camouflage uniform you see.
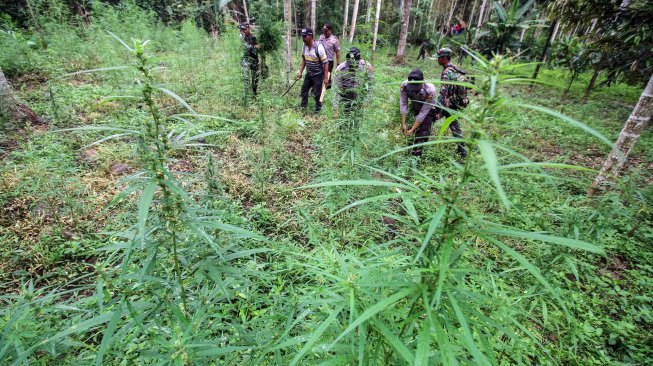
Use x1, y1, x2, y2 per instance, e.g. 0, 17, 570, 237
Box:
400, 70, 437, 157
240, 29, 259, 95
437, 48, 467, 158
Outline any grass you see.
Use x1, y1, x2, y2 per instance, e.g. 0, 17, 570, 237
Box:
1, 4, 652, 365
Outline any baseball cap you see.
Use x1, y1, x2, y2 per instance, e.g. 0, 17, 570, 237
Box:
301, 27, 314, 36
405, 69, 424, 96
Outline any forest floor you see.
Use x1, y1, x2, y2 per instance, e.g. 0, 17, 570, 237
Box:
1, 15, 652, 365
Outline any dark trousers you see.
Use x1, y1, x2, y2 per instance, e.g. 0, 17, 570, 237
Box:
300, 73, 325, 112
339, 90, 358, 116
410, 110, 436, 157
417, 47, 426, 60
244, 63, 259, 95
326, 60, 334, 89
441, 110, 467, 158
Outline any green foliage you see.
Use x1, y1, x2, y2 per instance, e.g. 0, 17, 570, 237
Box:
549, 0, 653, 86
1, 3, 652, 365
479, 0, 545, 54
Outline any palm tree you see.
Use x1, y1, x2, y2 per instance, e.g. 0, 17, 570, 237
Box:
483, 0, 542, 54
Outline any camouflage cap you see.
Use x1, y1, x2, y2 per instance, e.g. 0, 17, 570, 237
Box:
346, 47, 361, 60
437, 47, 453, 58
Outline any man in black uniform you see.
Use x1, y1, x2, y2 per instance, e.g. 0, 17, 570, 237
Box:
239, 23, 259, 96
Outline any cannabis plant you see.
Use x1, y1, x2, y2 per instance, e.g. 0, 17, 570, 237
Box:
294, 50, 612, 364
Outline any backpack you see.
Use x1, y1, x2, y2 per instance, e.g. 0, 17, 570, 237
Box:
445, 65, 470, 109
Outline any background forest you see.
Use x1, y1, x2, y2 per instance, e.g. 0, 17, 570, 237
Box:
1, 0, 652, 365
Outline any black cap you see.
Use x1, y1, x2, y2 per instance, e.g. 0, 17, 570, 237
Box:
238, 22, 249, 30
405, 69, 424, 95
301, 27, 314, 36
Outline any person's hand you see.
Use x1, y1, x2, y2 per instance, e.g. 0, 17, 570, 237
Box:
324, 76, 329, 86
296, 72, 302, 80
402, 124, 407, 135
404, 128, 413, 137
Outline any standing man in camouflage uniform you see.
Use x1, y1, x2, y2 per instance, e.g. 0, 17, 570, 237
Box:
319, 22, 341, 89
333, 47, 374, 115
436, 47, 468, 158
297, 27, 329, 113
400, 69, 438, 157
239, 23, 259, 96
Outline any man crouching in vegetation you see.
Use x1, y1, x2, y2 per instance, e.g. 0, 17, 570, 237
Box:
239, 23, 259, 96
400, 69, 437, 157
333, 47, 374, 116
297, 27, 329, 113
435, 47, 468, 159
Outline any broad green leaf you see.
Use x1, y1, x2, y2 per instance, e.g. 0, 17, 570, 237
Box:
137, 180, 158, 247
56, 126, 140, 134
329, 287, 415, 349
484, 236, 570, 318
333, 193, 407, 216
415, 321, 431, 366
26, 312, 116, 355
511, 102, 614, 148
94, 306, 123, 366
300, 179, 417, 192
433, 236, 454, 311
82, 132, 134, 149
371, 319, 415, 364
449, 296, 492, 366
61, 65, 129, 77
500, 162, 594, 172
402, 196, 420, 226
478, 140, 510, 208
484, 227, 604, 254
373, 139, 467, 162
196, 346, 252, 356
157, 87, 197, 114
414, 205, 447, 263
107, 31, 133, 51
290, 305, 344, 366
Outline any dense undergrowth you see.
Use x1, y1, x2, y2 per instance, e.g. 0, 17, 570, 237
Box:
1, 3, 652, 365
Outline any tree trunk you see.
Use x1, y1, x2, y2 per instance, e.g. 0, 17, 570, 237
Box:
366, 0, 373, 23
395, 0, 413, 63
550, 21, 560, 43
467, 0, 477, 28
284, 0, 292, 87
589, 73, 653, 196
531, 20, 557, 81
371, 0, 383, 63
517, 27, 526, 53
311, 0, 316, 31
294, 3, 299, 55
581, 67, 600, 103
562, 72, 577, 99
0, 67, 43, 125
343, 0, 350, 39
243, 0, 250, 24
475, 0, 487, 38
483, 0, 491, 22
349, 0, 361, 43
446, 0, 458, 31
